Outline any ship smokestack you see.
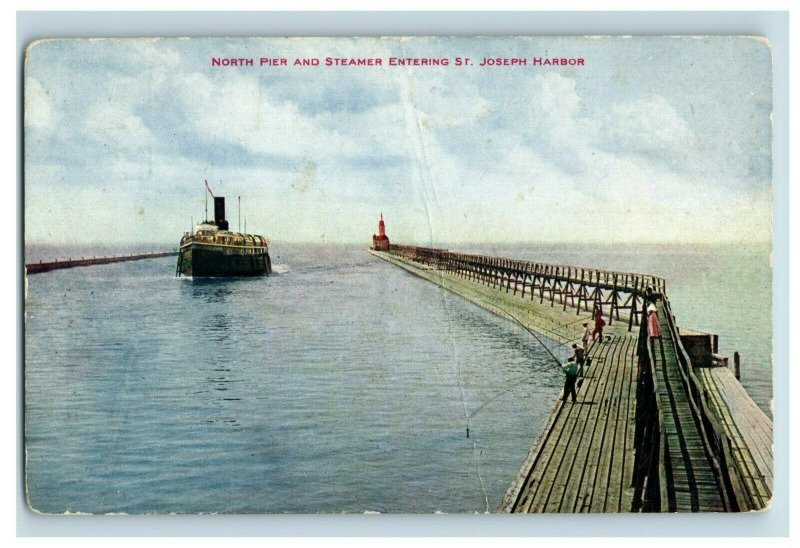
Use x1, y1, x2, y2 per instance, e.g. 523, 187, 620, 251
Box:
214, 197, 229, 230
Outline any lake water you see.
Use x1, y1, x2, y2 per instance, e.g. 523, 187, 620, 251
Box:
23, 242, 772, 514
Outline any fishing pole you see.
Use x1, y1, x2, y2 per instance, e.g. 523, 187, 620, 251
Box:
491, 302, 564, 369
464, 304, 588, 427
530, 321, 583, 344
539, 316, 592, 345
468, 376, 533, 419
550, 336, 582, 351
466, 305, 580, 421
515, 311, 590, 343
558, 316, 591, 329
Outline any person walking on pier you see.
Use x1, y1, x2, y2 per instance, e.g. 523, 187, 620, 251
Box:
647, 304, 662, 338
592, 312, 606, 342
581, 322, 591, 352
561, 357, 579, 403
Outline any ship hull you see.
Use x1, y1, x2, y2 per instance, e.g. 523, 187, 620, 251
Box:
177, 243, 271, 277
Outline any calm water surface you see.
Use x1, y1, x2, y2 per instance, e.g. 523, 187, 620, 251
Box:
24, 243, 772, 514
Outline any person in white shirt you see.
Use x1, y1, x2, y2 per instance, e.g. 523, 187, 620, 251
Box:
581, 322, 591, 352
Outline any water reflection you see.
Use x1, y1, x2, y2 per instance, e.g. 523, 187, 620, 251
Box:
187, 278, 235, 303
201, 359, 243, 428
180, 279, 247, 426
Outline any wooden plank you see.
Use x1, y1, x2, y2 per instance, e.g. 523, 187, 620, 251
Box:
652, 300, 727, 512
697, 368, 772, 510
562, 335, 631, 512
553, 335, 623, 511
571, 338, 624, 513
500, 393, 566, 511
710, 370, 773, 473
514, 330, 621, 512
509, 343, 606, 511
604, 336, 635, 511
588, 335, 630, 512
620, 336, 640, 511
568, 339, 622, 510
527, 375, 596, 511
607, 337, 637, 512
692, 390, 765, 511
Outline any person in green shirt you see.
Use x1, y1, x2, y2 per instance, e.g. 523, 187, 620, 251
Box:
561, 356, 580, 403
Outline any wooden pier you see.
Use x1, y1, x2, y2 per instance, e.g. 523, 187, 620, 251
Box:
373, 244, 772, 513
504, 331, 640, 512
25, 251, 179, 274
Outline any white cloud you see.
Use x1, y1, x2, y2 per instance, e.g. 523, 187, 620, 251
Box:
411, 75, 492, 130
24, 77, 61, 130
83, 101, 156, 152
596, 95, 697, 161
174, 72, 374, 160
532, 72, 580, 119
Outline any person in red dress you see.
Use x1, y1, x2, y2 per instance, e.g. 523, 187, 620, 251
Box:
592, 312, 606, 342
647, 305, 662, 338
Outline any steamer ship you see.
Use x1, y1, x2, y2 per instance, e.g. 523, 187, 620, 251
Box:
176, 183, 271, 277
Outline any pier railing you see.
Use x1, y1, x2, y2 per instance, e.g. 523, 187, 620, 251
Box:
388, 244, 666, 331
635, 317, 666, 512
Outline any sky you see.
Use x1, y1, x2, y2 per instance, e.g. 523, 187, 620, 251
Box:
24, 36, 773, 245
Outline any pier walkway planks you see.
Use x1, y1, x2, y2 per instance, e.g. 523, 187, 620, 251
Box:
501, 331, 639, 513
697, 366, 773, 511
650, 300, 726, 512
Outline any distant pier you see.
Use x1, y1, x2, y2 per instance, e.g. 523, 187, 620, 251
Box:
25, 251, 179, 275
372, 244, 772, 513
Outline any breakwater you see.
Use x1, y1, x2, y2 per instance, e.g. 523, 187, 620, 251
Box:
25, 251, 179, 274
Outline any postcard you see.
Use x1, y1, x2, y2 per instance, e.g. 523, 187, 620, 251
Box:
23, 36, 773, 515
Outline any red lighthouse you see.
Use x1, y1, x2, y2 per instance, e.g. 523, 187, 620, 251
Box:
371, 213, 390, 251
